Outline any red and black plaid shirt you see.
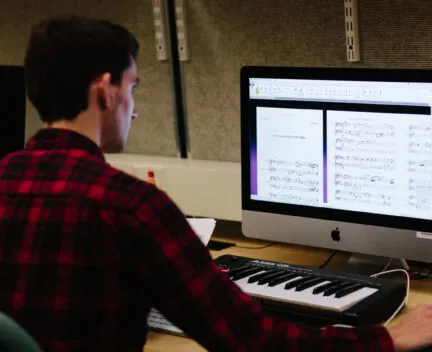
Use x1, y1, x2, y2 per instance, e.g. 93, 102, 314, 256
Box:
0, 128, 394, 351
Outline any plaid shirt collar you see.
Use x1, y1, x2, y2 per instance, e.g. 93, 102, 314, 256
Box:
25, 128, 105, 161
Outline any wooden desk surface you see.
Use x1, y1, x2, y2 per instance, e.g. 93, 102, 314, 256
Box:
143, 233, 432, 352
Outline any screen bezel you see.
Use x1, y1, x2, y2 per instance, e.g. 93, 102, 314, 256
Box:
241, 66, 432, 232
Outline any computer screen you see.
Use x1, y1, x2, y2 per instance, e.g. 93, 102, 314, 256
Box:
241, 67, 432, 264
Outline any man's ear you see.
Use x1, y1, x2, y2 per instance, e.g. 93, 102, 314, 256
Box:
95, 73, 113, 111
97, 88, 107, 110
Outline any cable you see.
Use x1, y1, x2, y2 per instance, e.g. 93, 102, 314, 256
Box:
235, 243, 276, 250
319, 251, 337, 269
370, 269, 410, 326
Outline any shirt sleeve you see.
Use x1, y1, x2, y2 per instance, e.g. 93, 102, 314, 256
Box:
125, 185, 395, 352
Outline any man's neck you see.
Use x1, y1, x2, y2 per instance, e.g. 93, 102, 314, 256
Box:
46, 120, 100, 147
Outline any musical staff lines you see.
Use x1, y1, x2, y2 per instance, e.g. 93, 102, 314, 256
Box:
335, 120, 396, 155
331, 118, 397, 209
408, 177, 432, 210
335, 155, 395, 171
265, 158, 321, 204
335, 190, 392, 207
335, 173, 395, 189
408, 123, 432, 156
256, 106, 432, 219
407, 123, 432, 211
256, 107, 323, 205
334, 173, 394, 207
335, 121, 395, 131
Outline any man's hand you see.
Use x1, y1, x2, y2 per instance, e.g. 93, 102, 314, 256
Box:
388, 304, 432, 351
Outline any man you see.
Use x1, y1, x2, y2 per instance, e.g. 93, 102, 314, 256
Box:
0, 15, 431, 352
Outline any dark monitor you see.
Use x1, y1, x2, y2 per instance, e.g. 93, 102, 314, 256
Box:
0, 65, 26, 160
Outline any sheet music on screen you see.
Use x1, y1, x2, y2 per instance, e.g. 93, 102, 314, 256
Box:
249, 78, 432, 220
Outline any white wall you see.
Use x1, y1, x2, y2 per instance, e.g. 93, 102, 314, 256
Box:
105, 154, 242, 221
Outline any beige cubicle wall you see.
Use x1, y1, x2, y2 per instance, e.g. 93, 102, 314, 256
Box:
0, 0, 178, 157
1, 0, 432, 160
182, 0, 432, 162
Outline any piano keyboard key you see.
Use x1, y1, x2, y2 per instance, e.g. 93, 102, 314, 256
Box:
312, 281, 341, 295
235, 269, 378, 311
227, 265, 252, 278
335, 283, 365, 298
268, 272, 298, 287
247, 269, 278, 283
284, 276, 309, 290
257, 270, 287, 285
323, 282, 353, 297
231, 267, 265, 281
295, 277, 325, 292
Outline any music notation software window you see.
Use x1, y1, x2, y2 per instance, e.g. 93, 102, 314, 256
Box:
249, 78, 432, 220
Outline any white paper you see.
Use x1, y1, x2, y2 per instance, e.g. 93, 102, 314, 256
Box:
417, 231, 432, 240
148, 218, 217, 335
187, 218, 216, 246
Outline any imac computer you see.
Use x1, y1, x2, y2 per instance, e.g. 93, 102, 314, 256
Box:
241, 66, 432, 273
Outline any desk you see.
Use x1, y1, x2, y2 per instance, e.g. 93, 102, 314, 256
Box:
143, 232, 432, 352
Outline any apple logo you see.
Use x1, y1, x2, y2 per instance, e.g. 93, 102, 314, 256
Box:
331, 227, 340, 242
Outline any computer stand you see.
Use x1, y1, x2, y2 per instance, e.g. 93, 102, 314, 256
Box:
341, 253, 408, 276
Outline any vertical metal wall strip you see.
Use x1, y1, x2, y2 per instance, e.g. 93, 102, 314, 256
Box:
164, 0, 188, 158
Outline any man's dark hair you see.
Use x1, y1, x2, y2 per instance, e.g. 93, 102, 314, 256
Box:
24, 15, 139, 123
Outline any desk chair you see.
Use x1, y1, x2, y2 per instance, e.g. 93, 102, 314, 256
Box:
0, 312, 42, 352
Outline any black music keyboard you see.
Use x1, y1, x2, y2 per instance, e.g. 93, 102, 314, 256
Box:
214, 254, 406, 327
